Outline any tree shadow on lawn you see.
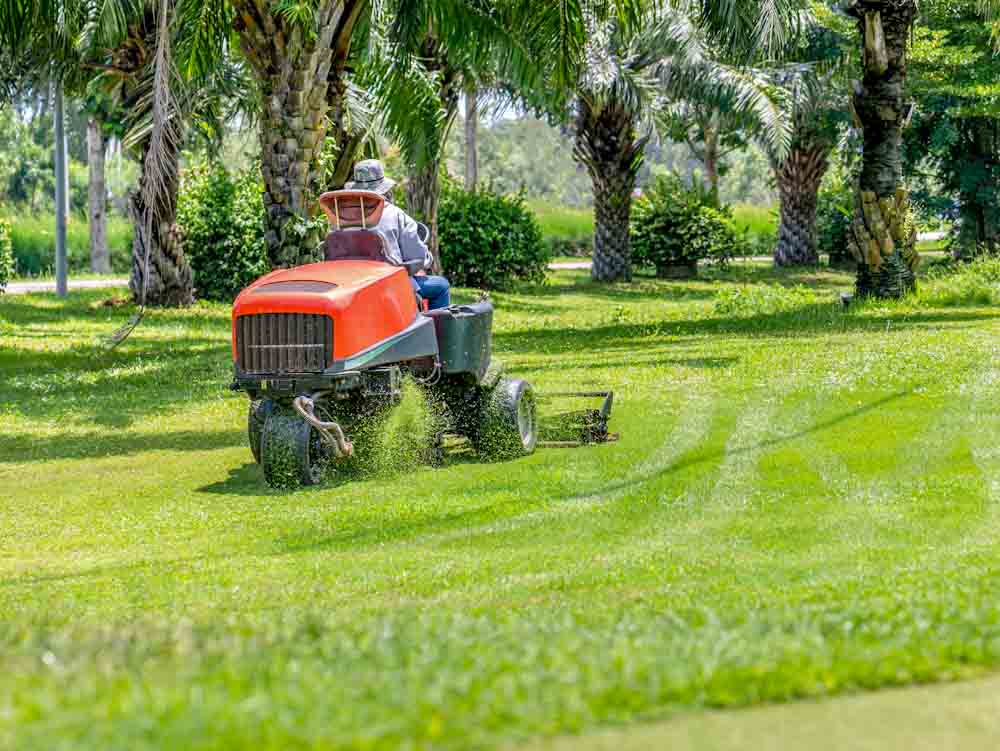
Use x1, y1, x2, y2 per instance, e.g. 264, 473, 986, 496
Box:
495, 307, 1000, 356
0, 336, 233, 427
0, 427, 246, 464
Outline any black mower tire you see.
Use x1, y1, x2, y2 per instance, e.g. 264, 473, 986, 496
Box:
260, 406, 331, 488
248, 398, 277, 464
475, 378, 538, 459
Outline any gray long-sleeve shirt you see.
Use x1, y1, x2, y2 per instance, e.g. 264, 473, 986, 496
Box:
375, 203, 433, 271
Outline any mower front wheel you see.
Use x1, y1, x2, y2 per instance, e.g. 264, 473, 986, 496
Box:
248, 398, 277, 463
260, 406, 332, 488
475, 378, 538, 459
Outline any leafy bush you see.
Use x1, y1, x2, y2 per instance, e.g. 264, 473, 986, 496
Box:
3, 213, 133, 276
631, 174, 740, 276
816, 183, 854, 265
438, 187, 549, 289
177, 163, 269, 302
0, 219, 14, 291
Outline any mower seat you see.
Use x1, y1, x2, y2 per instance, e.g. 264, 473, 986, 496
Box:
324, 229, 388, 263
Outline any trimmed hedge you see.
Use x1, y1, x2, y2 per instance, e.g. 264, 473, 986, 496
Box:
176, 164, 269, 302
438, 187, 549, 289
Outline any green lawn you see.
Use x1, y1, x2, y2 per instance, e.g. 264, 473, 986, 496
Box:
2, 264, 1000, 749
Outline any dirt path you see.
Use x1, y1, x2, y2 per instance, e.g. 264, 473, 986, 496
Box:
4, 278, 129, 295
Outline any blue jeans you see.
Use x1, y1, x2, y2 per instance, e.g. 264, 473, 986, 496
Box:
413, 275, 451, 310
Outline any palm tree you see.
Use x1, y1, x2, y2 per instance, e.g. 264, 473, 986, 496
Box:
843, 0, 920, 297
763, 53, 847, 266
229, 0, 368, 268
513, 0, 795, 282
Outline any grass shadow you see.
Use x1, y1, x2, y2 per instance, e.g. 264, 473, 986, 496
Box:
0, 428, 246, 464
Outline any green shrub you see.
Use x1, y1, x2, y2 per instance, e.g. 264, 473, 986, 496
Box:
438, 187, 549, 289
816, 183, 854, 265
0, 219, 14, 291
177, 163, 269, 302
631, 174, 740, 276
3, 213, 133, 276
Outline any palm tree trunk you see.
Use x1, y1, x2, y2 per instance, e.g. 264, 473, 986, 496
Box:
234, 0, 365, 269
773, 144, 830, 266
405, 164, 443, 273
465, 85, 478, 191
87, 117, 110, 274
846, 0, 920, 298
405, 59, 461, 274
575, 99, 644, 283
703, 115, 721, 205
128, 135, 193, 307
955, 118, 1000, 258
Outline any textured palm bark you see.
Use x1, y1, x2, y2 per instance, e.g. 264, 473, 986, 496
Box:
405, 55, 460, 274
773, 144, 830, 266
233, 0, 365, 269
465, 85, 478, 191
128, 136, 193, 306
406, 165, 443, 273
846, 0, 919, 298
575, 99, 643, 283
87, 117, 110, 274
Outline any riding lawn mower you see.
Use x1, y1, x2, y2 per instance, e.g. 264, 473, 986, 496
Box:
230, 190, 615, 488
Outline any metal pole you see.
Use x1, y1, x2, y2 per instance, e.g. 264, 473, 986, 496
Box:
54, 80, 68, 298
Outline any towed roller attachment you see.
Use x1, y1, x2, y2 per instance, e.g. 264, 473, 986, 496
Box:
536, 391, 618, 448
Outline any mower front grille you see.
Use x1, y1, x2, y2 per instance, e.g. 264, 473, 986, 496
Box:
236, 313, 333, 375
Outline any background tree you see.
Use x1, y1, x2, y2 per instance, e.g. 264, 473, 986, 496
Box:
514, 0, 794, 282
904, 2, 1000, 257
764, 21, 849, 266
229, 0, 367, 269
843, 0, 921, 298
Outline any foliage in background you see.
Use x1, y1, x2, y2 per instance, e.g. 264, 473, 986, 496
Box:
176, 163, 269, 302
0, 218, 13, 290
904, 3, 1000, 254
2, 212, 133, 276
444, 115, 778, 209
437, 183, 548, 289
816, 180, 854, 265
631, 174, 741, 275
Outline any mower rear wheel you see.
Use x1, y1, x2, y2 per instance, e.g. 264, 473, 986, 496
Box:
248, 399, 276, 464
260, 406, 332, 488
475, 378, 538, 458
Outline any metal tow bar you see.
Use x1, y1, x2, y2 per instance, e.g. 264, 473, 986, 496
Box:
536, 390, 618, 448
292, 394, 355, 458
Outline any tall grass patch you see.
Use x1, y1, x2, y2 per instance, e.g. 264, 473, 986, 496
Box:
916, 256, 1000, 307
527, 200, 594, 257
3, 212, 133, 276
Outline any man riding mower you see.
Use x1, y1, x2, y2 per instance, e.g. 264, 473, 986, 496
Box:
229, 161, 615, 488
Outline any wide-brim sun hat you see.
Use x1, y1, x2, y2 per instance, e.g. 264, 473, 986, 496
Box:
345, 159, 397, 195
